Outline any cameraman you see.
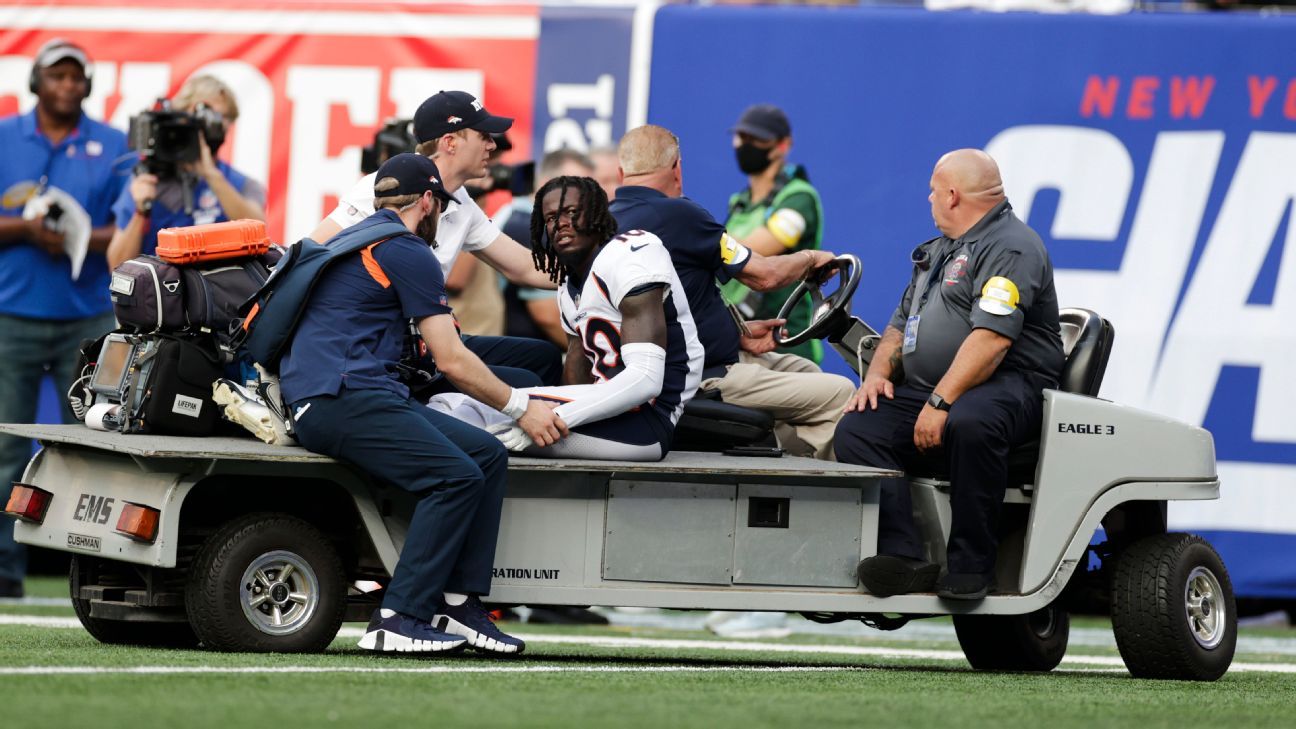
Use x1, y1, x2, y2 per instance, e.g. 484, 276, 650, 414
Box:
107, 75, 266, 269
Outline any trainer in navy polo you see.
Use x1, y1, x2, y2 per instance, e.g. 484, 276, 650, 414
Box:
278, 207, 451, 406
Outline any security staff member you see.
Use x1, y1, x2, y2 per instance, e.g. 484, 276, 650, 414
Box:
611, 124, 854, 460
836, 149, 1064, 601
0, 39, 131, 599
723, 104, 827, 364
284, 154, 565, 654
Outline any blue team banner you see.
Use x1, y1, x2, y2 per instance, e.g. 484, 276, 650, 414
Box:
647, 6, 1296, 598
533, 5, 635, 155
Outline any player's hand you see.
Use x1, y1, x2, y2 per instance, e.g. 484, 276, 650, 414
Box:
844, 374, 894, 413
913, 405, 947, 453
517, 399, 569, 447
24, 216, 65, 256
130, 173, 158, 210
738, 318, 784, 355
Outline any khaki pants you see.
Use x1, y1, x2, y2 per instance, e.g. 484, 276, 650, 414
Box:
702, 351, 856, 460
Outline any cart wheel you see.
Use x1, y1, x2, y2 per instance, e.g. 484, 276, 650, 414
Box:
69, 556, 198, 648
185, 513, 346, 653
1111, 533, 1236, 681
952, 603, 1069, 672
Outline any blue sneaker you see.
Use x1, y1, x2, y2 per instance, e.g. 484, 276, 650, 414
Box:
434, 597, 526, 655
357, 608, 467, 654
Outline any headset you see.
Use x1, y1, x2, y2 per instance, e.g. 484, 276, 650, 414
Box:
28, 38, 93, 97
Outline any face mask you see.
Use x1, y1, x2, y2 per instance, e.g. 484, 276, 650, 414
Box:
735, 142, 775, 175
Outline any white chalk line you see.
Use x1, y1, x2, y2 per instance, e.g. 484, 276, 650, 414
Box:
2, 614, 1292, 674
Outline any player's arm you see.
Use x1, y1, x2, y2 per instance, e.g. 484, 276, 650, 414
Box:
562, 334, 594, 386
419, 312, 567, 446
541, 285, 669, 429
473, 231, 558, 290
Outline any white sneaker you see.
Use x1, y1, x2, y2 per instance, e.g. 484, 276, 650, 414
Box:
708, 611, 791, 639
212, 379, 293, 445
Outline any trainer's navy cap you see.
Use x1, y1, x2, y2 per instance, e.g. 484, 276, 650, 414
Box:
33, 38, 90, 71
374, 153, 454, 203
413, 90, 514, 143
733, 104, 791, 141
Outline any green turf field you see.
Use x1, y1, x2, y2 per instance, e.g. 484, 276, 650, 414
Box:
3, 577, 1294, 729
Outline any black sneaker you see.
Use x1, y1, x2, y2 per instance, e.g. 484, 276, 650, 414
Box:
936, 572, 995, 601
435, 596, 526, 655
356, 608, 467, 654
857, 555, 940, 596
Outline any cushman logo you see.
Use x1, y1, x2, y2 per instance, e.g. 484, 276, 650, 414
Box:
470, 99, 483, 111
67, 533, 101, 552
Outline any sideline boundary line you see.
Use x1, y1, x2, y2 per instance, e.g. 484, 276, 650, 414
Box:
4, 614, 1293, 674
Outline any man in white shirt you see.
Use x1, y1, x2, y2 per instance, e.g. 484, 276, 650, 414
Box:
309, 90, 562, 389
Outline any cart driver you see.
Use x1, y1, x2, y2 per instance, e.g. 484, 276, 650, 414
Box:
834, 149, 1064, 602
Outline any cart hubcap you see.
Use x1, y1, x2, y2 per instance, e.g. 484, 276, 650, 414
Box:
240, 550, 319, 636
1184, 566, 1225, 649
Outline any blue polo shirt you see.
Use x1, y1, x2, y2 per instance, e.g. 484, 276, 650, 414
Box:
610, 185, 750, 370
111, 160, 265, 255
279, 209, 452, 405
0, 110, 130, 320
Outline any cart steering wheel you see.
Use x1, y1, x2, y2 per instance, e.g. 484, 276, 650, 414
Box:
774, 254, 862, 348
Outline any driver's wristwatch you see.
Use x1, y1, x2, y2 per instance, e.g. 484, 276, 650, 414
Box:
927, 392, 952, 412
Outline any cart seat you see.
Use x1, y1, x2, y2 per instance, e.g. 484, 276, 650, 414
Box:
672, 390, 776, 452
922, 308, 1114, 485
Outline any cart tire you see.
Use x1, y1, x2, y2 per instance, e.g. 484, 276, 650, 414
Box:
952, 603, 1069, 672
1111, 533, 1236, 681
69, 556, 198, 648
185, 512, 345, 653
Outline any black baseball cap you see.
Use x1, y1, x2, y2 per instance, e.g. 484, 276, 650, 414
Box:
733, 104, 791, 141
33, 38, 91, 71
413, 90, 514, 143
373, 153, 454, 203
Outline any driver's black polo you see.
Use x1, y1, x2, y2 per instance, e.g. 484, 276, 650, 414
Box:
886, 200, 1064, 390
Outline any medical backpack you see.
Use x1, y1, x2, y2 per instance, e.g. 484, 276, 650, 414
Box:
236, 220, 409, 374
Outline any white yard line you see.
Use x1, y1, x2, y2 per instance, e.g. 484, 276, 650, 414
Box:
3, 614, 1294, 674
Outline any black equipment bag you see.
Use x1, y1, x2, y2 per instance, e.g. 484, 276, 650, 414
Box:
118, 333, 224, 436
110, 256, 185, 332
181, 257, 273, 339
112, 248, 282, 338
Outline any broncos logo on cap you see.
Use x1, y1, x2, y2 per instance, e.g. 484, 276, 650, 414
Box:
447, 116, 463, 125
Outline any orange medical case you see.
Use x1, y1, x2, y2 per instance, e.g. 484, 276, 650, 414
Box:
155, 219, 272, 264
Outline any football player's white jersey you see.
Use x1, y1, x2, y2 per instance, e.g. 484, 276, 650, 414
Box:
558, 229, 704, 425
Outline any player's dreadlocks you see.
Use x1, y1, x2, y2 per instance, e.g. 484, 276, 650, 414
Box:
529, 175, 618, 283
